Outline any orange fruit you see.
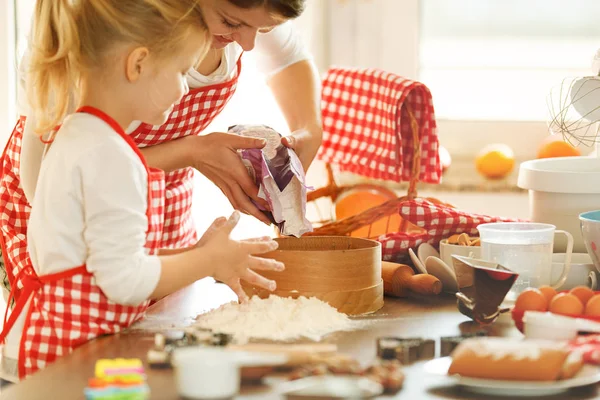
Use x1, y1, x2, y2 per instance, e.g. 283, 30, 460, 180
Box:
537, 136, 581, 159
475, 144, 515, 180
514, 288, 547, 312
334, 186, 406, 238
549, 293, 584, 315
585, 294, 600, 316
538, 285, 557, 305
569, 286, 595, 306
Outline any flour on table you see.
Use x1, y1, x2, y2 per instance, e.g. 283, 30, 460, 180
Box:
193, 296, 357, 343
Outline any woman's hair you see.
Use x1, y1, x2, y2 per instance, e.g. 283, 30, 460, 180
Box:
28, 0, 209, 134
226, 0, 305, 19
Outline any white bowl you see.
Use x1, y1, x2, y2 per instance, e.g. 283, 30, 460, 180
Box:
439, 239, 481, 269
551, 253, 597, 290
580, 210, 600, 274
523, 311, 578, 340
518, 157, 600, 253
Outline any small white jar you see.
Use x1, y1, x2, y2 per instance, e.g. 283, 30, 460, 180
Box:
172, 347, 240, 399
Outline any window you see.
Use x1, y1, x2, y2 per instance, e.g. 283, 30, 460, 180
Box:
0, 1, 16, 139
326, 0, 600, 159
421, 0, 600, 122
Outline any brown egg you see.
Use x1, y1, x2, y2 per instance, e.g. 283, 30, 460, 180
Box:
570, 286, 595, 306
584, 294, 600, 317
538, 286, 557, 305
549, 293, 584, 316
514, 288, 548, 312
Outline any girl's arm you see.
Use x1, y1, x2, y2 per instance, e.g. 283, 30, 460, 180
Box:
20, 115, 46, 204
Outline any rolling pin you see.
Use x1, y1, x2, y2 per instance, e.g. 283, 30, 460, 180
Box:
382, 261, 442, 297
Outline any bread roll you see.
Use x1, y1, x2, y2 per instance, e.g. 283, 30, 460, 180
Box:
448, 337, 583, 381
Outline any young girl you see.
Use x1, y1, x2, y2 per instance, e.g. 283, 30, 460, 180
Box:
0, 0, 320, 305
0, 0, 282, 382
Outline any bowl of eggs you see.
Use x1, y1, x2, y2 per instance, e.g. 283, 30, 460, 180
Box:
511, 285, 600, 333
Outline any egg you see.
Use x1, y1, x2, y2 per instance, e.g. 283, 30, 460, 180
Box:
514, 288, 547, 312
538, 286, 557, 305
569, 286, 595, 306
549, 293, 584, 316
584, 294, 600, 317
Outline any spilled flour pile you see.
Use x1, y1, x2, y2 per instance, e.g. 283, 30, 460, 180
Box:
194, 296, 357, 343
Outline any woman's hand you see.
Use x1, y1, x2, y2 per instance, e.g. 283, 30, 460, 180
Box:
281, 126, 323, 171
193, 132, 272, 224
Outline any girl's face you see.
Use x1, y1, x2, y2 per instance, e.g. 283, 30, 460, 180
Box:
135, 29, 207, 125
200, 0, 288, 51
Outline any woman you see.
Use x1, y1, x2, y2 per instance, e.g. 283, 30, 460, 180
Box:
0, 0, 321, 300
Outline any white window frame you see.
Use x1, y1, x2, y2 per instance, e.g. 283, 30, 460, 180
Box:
326, 0, 553, 161
0, 0, 16, 143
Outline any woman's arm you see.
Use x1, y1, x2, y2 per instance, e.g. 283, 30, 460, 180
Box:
268, 59, 323, 170
254, 22, 323, 171
138, 133, 271, 224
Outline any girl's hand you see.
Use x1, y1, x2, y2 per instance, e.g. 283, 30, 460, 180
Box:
204, 212, 284, 302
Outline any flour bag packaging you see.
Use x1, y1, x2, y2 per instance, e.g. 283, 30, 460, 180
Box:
229, 124, 312, 237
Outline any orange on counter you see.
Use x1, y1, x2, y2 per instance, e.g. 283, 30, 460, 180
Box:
549, 293, 584, 315
475, 144, 515, 180
584, 294, 600, 317
570, 286, 595, 306
334, 185, 407, 238
537, 136, 581, 159
538, 285, 557, 304
514, 288, 547, 312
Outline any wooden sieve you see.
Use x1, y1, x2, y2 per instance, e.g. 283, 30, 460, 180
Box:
241, 236, 384, 315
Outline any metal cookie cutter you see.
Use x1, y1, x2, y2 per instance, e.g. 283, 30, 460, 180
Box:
440, 331, 488, 357
376, 337, 435, 364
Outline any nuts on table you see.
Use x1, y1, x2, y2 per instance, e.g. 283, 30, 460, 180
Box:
447, 233, 480, 247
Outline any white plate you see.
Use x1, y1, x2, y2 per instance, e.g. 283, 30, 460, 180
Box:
279, 376, 383, 398
424, 357, 600, 397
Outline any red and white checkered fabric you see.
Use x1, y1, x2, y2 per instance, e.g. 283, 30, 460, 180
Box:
569, 335, 600, 364
318, 67, 442, 183
0, 116, 31, 301
378, 198, 522, 262
0, 108, 165, 379
127, 58, 242, 248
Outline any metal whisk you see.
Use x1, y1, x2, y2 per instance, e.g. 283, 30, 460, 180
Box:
547, 52, 600, 157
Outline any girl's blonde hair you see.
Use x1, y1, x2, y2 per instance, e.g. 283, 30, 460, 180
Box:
28, 0, 209, 134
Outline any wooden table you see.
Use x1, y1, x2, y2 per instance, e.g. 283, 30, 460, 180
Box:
1, 278, 598, 400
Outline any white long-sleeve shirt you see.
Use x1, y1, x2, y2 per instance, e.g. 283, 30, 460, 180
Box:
2, 112, 161, 379
17, 22, 311, 204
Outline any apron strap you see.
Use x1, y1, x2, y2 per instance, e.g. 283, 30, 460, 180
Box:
0, 265, 88, 344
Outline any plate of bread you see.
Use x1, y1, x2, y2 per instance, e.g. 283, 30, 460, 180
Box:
424, 337, 600, 396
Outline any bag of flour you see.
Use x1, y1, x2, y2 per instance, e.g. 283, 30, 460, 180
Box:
229, 124, 312, 237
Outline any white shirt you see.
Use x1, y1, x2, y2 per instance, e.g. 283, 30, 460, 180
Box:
17, 21, 310, 204
2, 112, 161, 375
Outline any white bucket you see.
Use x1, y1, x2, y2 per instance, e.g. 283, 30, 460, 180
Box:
517, 156, 600, 253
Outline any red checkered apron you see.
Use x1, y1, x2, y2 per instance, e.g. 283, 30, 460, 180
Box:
129, 58, 242, 248
318, 66, 442, 183
0, 57, 241, 303
0, 106, 165, 379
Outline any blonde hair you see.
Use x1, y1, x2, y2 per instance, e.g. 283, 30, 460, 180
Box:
27, 0, 209, 134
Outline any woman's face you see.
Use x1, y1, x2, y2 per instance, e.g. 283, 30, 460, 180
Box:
200, 0, 288, 51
